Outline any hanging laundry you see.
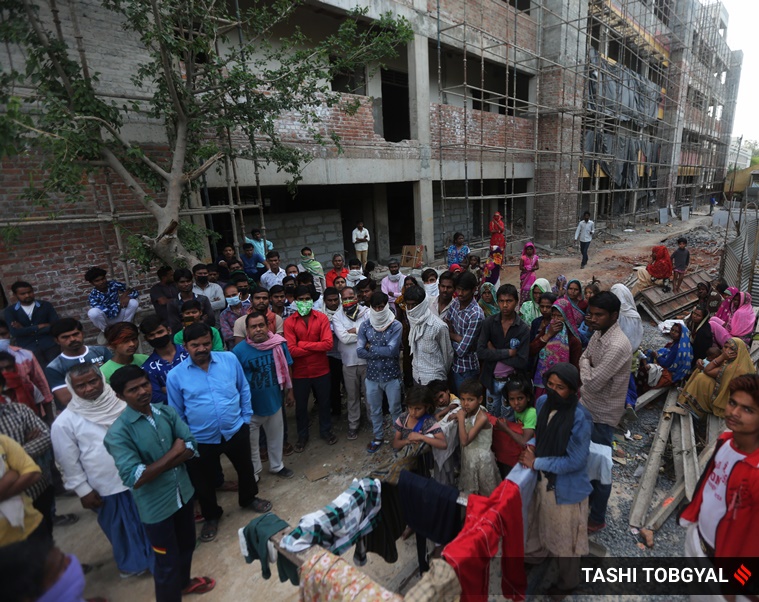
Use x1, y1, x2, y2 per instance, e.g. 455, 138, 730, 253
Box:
238, 513, 299, 586
404, 558, 462, 602
282, 478, 381, 555
363, 482, 405, 564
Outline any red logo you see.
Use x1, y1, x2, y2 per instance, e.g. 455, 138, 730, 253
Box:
734, 565, 752, 586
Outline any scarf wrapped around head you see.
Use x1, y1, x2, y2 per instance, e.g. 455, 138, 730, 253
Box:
715, 286, 739, 322
407, 297, 432, 357
300, 255, 325, 278
534, 304, 572, 388
478, 282, 499, 317
519, 278, 551, 323
657, 324, 694, 383
246, 332, 292, 390
611, 283, 644, 351
727, 292, 756, 338
552, 275, 567, 295
647, 246, 673, 279
370, 304, 396, 332
65, 371, 126, 427
551, 298, 581, 340
535, 363, 580, 489
561, 281, 586, 331
483, 246, 503, 285
1, 371, 37, 414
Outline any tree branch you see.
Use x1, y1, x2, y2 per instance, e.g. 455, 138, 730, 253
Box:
149, 0, 186, 121
21, 0, 74, 98
101, 146, 163, 218
184, 152, 224, 182
73, 116, 171, 182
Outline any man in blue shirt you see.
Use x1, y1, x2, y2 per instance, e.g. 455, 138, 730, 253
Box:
166, 323, 271, 543
357, 292, 403, 454
85, 266, 140, 333
4, 281, 60, 365
240, 243, 267, 282
139, 315, 189, 404
106, 365, 216, 601
232, 311, 294, 481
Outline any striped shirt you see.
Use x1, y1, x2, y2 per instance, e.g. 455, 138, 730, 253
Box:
447, 298, 484, 374
0, 401, 52, 500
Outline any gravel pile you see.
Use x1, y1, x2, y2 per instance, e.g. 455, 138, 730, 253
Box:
662, 224, 726, 251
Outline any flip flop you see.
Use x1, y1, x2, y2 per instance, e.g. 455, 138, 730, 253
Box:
324, 432, 338, 446
216, 480, 238, 492
249, 497, 272, 513
181, 576, 216, 595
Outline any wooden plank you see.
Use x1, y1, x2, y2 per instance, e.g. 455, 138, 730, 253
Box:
635, 387, 669, 412
645, 437, 718, 531
680, 413, 700, 500
629, 390, 678, 527
706, 414, 725, 444
670, 418, 684, 485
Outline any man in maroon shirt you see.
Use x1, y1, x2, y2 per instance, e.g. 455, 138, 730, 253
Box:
283, 286, 337, 453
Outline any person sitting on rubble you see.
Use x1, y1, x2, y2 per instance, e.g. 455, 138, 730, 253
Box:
677, 337, 755, 419
710, 292, 757, 348
684, 304, 714, 368
630, 246, 673, 296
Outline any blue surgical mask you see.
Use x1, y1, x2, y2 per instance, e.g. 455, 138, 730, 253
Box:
226, 296, 241, 306
0, 339, 9, 352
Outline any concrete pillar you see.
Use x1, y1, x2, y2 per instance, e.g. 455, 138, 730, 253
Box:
373, 184, 390, 261
408, 33, 435, 263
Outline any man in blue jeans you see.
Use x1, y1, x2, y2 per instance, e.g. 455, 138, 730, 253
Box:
579, 292, 631, 532
357, 292, 402, 454
446, 272, 484, 393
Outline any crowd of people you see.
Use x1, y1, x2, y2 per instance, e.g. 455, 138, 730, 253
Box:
1, 219, 758, 601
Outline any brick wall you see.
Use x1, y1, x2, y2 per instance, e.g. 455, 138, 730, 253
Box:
430, 0, 538, 54
246, 209, 346, 270
430, 104, 535, 163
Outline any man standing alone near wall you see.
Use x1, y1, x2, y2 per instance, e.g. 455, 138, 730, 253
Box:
574, 211, 595, 269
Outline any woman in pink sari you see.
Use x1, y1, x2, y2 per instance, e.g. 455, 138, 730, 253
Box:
714, 286, 738, 323
519, 242, 540, 303
711, 291, 755, 347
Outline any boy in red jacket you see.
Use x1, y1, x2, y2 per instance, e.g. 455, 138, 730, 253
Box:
680, 373, 759, 562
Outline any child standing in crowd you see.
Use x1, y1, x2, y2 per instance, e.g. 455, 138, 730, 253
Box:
174, 300, 224, 350
671, 237, 690, 293
491, 379, 536, 477
467, 255, 482, 282
429, 379, 461, 485
456, 379, 500, 496
392, 386, 447, 453
519, 242, 540, 303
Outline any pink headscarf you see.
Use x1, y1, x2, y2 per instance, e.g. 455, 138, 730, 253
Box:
715, 286, 739, 322
727, 292, 756, 338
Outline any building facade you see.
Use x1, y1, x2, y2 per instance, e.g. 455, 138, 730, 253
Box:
0, 0, 743, 319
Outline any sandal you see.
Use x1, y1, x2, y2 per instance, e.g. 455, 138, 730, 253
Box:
324, 432, 338, 446
199, 519, 219, 543
181, 576, 216, 595
294, 440, 307, 453
367, 440, 383, 454
249, 497, 272, 513
283, 442, 294, 456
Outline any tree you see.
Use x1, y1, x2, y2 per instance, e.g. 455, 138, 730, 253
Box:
0, 0, 412, 267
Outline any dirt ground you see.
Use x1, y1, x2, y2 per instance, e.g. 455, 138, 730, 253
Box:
55, 210, 720, 601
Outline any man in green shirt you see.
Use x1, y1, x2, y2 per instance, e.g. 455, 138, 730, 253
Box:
105, 365, 216, 601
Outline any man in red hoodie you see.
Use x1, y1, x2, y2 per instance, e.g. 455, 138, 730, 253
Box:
680, 373, 759, 564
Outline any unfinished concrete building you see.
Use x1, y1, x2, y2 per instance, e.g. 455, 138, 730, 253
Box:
0, 0, 743, 316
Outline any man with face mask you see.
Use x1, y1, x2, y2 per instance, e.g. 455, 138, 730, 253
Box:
380, 259, 403, 311
403, 286, 453, 386
321, 288, 344, 419
283, 286, 337, 452
346, 258, 364, 290
357, 291, 403, 454
332, 287, 369, 440
192, 264, 225, 313
219, 283, 250, 349
52, 364, 153, 577
139, 315, 190, 404
282, 276, 297, 309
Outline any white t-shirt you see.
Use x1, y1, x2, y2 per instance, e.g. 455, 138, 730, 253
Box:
21, 303, 35, 319
352, 228, 370, 252
698, 439, 746, 547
